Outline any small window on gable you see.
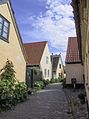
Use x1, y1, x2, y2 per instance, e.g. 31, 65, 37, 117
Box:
59, 64, 61, 69
46, 56, 49, 64
0, 14, 10, 42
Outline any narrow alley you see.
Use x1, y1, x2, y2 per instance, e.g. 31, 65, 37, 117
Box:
0, 83, 73, 119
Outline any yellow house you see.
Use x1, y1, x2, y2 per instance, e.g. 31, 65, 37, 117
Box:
72, 0, 89, 103
0, 0, 27, 82
51, 54, 64, 79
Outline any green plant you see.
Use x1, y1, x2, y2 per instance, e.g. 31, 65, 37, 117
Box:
78, 93, 85, 104
0, 60, 28, 109
14, 82, 27, 103
43, 79, 50, 86
50, 78, 61, 83
0, 59, 16, 81
0, 79, 15, 109
78, 93, 85, 99
34, 81, 45, 90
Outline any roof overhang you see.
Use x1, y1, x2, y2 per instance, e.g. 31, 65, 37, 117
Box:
71, 0, 82, 63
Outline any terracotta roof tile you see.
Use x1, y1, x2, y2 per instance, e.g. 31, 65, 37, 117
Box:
65, 37, 81, 63
24, 41, 47, 65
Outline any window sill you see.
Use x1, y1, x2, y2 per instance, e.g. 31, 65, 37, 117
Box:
0, 36, 9, 43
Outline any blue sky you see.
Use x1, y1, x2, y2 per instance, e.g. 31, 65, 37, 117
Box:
11, 0, 76, 63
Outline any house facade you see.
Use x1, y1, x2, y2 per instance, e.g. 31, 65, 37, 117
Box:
0, 0, 27, 82
72, 0, 89, 104
24, 41, 52, 80
65, 37, 83, 84
71, 0, 89, 104
51, 54, 64, 79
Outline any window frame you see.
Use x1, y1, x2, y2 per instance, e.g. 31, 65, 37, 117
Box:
0, 14, 10, 43
48, 69, 49, 77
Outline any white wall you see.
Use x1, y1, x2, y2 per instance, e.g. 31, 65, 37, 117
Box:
53, 57, 64, 79
66, 63, 83, 84
40, 43, 52, 80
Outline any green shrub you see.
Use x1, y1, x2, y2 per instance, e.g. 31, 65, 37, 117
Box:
43, 79, 50, 86
0, 60, 28, 109
0, 80, 28, 109
34, 81, 45, 90
78, 93, 86, 104
14, 82, 27, 103
0, 59, 16, 81
0, 80, 14, 109
50, 78, 61, 83
78, 93, 85, 99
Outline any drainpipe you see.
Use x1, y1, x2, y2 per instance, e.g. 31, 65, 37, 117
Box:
51, 53, 53, 79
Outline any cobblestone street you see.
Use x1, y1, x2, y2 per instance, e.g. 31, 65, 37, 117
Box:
0, 83, 72, 119
64, 88, 88, 119
0, 83, 88, 119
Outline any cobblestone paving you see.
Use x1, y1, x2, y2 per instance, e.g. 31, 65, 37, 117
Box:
0, 83, 73, 119
64, 88, 88, 119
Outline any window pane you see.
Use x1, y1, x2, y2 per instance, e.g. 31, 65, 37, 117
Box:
0, 23, 2, 29
3, 26, 8, 33
4, 21, 9, 27
46, 56, 49, 64
0, 15, 10, 41
0, 29, 1, 35
2, 32, 8, 39
44, 69, 46, 77
0, 17, 3, 23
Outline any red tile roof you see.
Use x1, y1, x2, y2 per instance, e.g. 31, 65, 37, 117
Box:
65, 37, 81, 63
71, 0, 82, 60
24, 41, 47, 65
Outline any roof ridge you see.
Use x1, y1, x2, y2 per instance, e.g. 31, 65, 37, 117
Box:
24, 41, 48, 45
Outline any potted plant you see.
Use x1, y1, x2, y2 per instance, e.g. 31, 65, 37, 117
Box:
78, 93, 86, 104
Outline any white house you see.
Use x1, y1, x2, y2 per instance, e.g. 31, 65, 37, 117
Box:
65, 37, 83, 85
24, 41, 52, 80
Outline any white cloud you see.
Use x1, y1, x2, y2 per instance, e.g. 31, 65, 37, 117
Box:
23, 0, 76, 63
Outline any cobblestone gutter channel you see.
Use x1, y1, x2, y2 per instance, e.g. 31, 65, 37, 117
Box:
63, 88, 88, 119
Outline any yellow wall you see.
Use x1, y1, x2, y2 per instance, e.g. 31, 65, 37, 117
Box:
79, 0, 89, 104
66, 64, 83, 84
0, 3, 26, 82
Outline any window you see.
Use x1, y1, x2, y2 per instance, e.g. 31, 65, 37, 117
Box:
0, 0, 2, 2
0, 0, 8, 4
48, 70, 49, 77
0, 15, 10, 42
46, 56, 49, 64
59, 64, 61, 69
44, 69, 46, 77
